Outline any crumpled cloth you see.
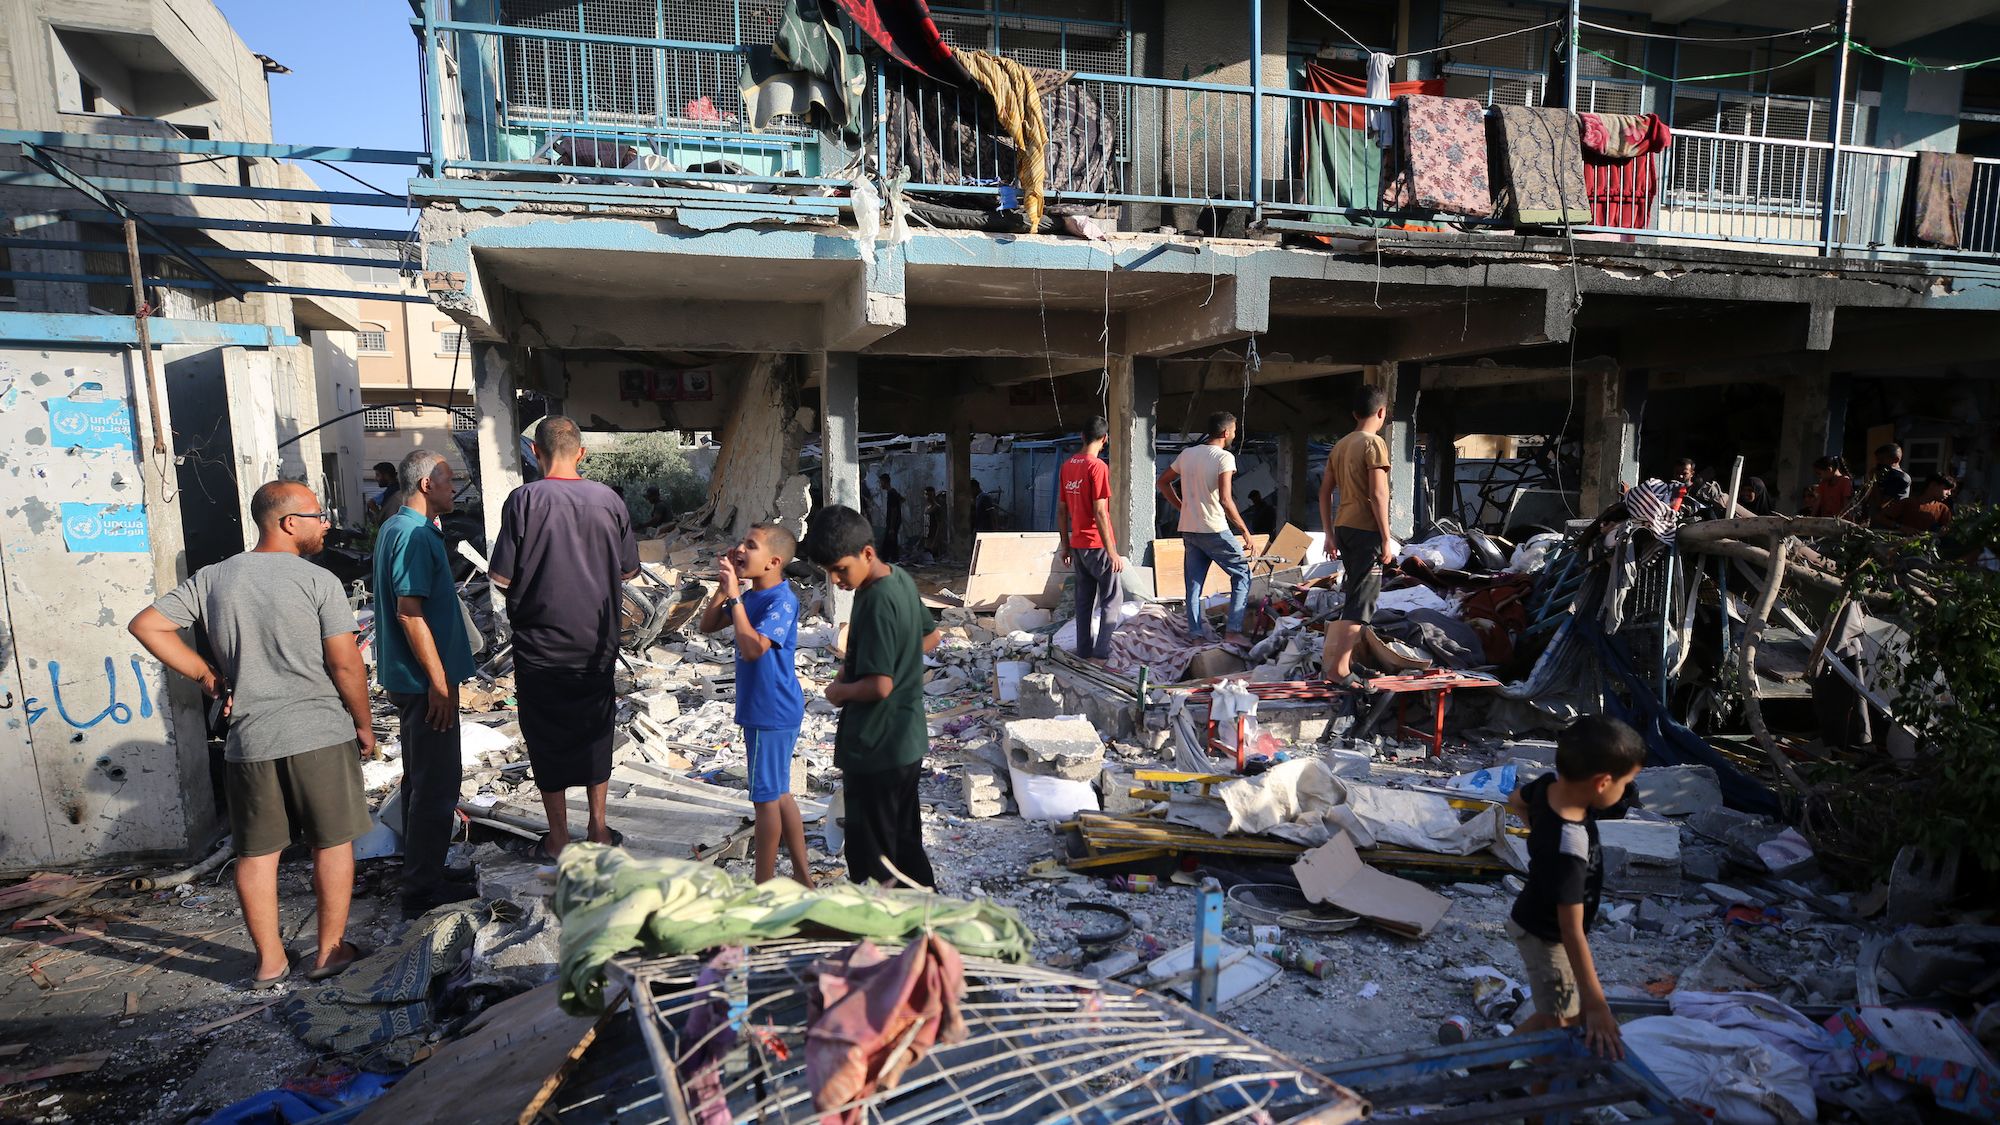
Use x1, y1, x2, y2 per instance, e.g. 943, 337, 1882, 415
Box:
1580, 112, 1671, 160
1170, 757, 1520, 867
740, 0, 868, 140
552, 845, 1029, 1014
807, 936, 967, 1123
276, 904, 482, 1069
1107, 603, 1217, 681
958, 49, 1048, 229
1670, 990, 1857, 1097
677, 948, 744, 1125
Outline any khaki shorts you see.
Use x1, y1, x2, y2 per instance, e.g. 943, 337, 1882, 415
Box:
1506, 917, 1581, 1021
226, 740, 372, 858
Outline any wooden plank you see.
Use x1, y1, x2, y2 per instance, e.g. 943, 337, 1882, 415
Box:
1152, 535, 1269, 602
962, 569, 1066, 611
969, 532, 1062, 575
1266, 523, 1315, 567
354, 982, 596, 1125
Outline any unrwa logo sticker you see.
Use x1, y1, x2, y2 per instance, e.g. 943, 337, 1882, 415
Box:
64, 511, 104, 541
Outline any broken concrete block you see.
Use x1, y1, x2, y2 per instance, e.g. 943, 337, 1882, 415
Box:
1701, 882, 1758, 908
1634, 765, 1723, 817
959, 761, 1009, 818
1098, 766, 1150, 815
924, 668, 968, 696
1598, 819, 1682, 866
1601, 846, 1680, 897
1507, 739, 1559, 766
1682, 846, 1726, 883
1015, 672, 1066, 719
636, 690, 681, 722
1004, 717, 1105, 781
1635, 897, 1675, 933
1327, 748, 1373, 780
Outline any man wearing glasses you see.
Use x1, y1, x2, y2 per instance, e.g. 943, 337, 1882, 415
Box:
129, 481, 374, 988
375, 449, 479, 917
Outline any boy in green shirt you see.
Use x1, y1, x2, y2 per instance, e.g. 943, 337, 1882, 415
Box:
803, 506, 941, 888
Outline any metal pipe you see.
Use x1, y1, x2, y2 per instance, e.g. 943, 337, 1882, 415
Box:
1565, 0, 1581, 111
123, 219, 166, 458
1249, 0, 1263, 221
1819, 0, 1853, 255
422, 0, 444, 178
131, 837, 232, 892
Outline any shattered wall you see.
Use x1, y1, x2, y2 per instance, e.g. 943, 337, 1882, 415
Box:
0, 344, 213, 872
699, 353, 812, 542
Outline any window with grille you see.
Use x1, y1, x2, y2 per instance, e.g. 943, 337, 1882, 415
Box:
357, 326, 388, 353
364, 407, 398, 432
499, 0, 784, 127
437, 330, 468, 355
931, 1, 1128, 75
451, 409, 477, 432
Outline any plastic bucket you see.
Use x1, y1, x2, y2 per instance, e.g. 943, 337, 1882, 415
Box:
996, 660, 1033, 702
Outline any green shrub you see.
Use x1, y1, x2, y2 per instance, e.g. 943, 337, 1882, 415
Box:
580, 433, 709, 526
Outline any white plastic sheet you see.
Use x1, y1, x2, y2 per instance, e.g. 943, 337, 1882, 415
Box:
1622, 1015, 1817, 1125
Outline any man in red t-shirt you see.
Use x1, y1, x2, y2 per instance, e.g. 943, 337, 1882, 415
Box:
1058, 416, 1125, 661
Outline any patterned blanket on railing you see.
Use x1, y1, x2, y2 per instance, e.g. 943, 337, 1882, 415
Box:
1379, 95, 1492, 218
1488, 105, 1591, 226
1300, 63, 1442, 228
1907, 150, 1975, 249
884, 68, 1115, 206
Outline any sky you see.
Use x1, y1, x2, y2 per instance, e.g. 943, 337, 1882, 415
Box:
213, 0, 426, 230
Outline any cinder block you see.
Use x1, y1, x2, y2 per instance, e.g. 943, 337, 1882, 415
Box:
1004, 717, 1106, 781
1598, 819, 1682, 867
1016, 672, 1066, 719
960, 761, 1009, 818
1634, 765, 1723, 817
1098, 766, 1150, 815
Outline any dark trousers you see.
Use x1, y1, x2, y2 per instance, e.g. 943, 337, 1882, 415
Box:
842, 762, 934, 888
390, 691, 461, 894
1072, 548, 1123, 659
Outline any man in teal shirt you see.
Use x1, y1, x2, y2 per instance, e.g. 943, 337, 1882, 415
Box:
374, 448, 478, 917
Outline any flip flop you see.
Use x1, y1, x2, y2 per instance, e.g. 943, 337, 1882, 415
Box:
305, 940, 370, 982
245, 967, 291, 991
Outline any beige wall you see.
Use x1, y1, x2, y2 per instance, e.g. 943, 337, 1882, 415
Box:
356, 285, 471, 392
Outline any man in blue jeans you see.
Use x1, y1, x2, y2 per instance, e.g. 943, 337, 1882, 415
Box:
1157, 412, 1254, 646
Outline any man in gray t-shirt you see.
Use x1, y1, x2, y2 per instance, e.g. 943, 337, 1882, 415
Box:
130, 481, 374, 989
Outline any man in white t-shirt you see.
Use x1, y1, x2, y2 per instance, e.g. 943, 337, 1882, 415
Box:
1156, 412, 1254, 645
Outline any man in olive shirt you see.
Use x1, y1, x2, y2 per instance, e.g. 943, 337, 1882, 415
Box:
803, 505, 941, 887
374, 449, 479, 917
130, 481, 373, 987
1319, 384, 1395, 689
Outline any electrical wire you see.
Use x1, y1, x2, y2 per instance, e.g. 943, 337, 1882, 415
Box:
1403, 18, 1565, 58
1578, 40, 1837, 84
312, 159, 409, 200
1299, 0, 1378, 55
1847, 41, 2000, 74
1580, 19, 1834, 43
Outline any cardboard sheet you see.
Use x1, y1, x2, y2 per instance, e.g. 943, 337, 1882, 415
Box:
1293, 832, 1451, 939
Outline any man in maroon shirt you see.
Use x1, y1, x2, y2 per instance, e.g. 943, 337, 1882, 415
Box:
490, 415, 640, 860
1058, 416, 1125, 662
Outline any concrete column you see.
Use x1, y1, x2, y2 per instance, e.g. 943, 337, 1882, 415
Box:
1107, 356, 1158, 568
815, 351, 861, 623
470, 341, 523, 574
1380, 362, 1421, 539
1277, 427, 1311, 529
947, 416, 972, 560
1580, 367, 1646, 516
1429, 392, 1459, 529
1777, 372, 1839, 513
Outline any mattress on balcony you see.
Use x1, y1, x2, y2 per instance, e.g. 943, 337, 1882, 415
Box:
1488, 104, 1591, 226
885, 69, 1114, 201
1379, 95, 1493, 219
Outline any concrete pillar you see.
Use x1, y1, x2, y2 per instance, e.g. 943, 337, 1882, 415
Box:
1429, 392, 1459, 529
1380, 363, 1421, 540
947, 416, 972, 560
1277, 427, 1311, 529
1777, 372, 1839, 513
1581, 367, 1646, 516
470, 341, 523, 576
1107, 356, 1158, 568
815, 351, 861, 623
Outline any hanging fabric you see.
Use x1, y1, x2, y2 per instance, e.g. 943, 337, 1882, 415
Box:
1907, 151, 1975, 249
1380, 95, 1494, 218
1488, 105, 1592, 226
825, 0, 969, 82
740, 0, 869, 140
1579, 112, 1672, 229
957, 49, 1050, 229
1300, 62, 1443, 228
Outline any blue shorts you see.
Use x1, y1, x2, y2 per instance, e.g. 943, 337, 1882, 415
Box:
744, 726, 801, 804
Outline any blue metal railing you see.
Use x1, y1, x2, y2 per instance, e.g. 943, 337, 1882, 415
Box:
413, 4, 2000, 261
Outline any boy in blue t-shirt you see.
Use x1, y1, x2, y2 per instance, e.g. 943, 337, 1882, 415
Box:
701, 523, 813, 886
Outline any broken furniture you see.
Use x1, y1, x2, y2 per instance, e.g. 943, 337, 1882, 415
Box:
1313, 1028, 1698, 1123
537, 940, 1369, 1123
1360, 670, 1501, 758
1064, 808, 1516, 882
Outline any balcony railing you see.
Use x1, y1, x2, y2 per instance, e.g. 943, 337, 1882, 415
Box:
417, 8, 2000, 262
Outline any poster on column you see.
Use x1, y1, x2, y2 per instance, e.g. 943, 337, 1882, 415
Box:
61, 503, 150, 553
47, 395, 136, 451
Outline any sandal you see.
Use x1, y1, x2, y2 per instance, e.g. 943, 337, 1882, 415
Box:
245, 966, 291, 991
305, 940, 370, 981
